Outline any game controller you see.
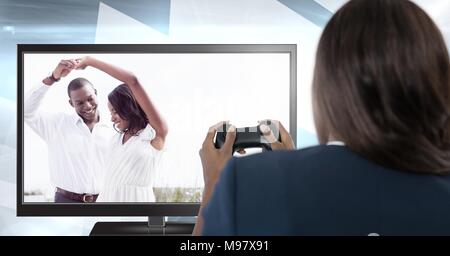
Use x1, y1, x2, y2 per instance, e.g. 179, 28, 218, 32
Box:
214, 120, 281, 152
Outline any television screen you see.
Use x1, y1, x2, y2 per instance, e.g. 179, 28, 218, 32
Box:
18, 45, 296, 213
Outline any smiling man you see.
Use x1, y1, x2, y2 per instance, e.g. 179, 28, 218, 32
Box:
24, 59, 113, 203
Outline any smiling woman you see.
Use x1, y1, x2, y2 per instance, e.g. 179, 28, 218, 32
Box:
107, 84, 148, 136
75, 56, 169, 203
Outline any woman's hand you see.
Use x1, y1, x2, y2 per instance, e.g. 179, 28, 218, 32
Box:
194, 122, 235, 237
44, 59, 77, 85
194, 122, 236, 236
259, 120, 295, 150
199, 121, 236, 192
52, 59, 77, 80
74, 56, 92, 70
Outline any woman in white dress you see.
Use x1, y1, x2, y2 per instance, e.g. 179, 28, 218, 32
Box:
75, 56, 168, 202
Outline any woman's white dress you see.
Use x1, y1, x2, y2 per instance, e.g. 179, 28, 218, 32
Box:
97, 124, 162, 202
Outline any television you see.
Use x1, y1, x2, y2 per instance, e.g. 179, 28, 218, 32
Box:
17, 44, 297, 235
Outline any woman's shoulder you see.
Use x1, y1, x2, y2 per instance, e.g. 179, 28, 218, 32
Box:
231, 144, 380, 179
235, 144, 355, 167
137, 124, 156, 141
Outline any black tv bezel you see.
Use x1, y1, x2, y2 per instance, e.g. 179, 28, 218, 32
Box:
17, 44, 297, 216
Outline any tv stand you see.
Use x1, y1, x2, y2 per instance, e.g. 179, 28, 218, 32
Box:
89, 217, 195, 236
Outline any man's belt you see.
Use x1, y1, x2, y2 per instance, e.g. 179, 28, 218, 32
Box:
56, 187, 98, 203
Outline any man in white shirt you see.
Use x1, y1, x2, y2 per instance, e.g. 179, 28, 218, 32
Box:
24, 59, 112, 203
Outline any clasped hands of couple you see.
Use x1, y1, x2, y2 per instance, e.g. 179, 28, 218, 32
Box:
199, 120, 295, 201
50, 57, 92, 81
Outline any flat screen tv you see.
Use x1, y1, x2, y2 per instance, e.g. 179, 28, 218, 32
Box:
17, 44, 297, 234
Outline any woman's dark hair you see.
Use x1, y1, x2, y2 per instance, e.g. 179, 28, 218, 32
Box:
108, 84, 148, 135
313, 0, 450, 174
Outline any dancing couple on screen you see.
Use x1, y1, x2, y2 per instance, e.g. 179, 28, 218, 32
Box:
24, 57, 168, 203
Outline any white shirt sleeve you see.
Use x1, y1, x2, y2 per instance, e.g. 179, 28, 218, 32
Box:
24, 84, 57, 142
